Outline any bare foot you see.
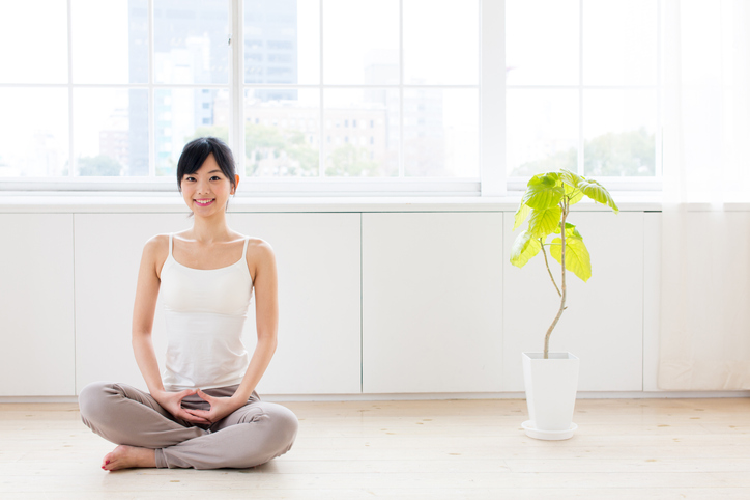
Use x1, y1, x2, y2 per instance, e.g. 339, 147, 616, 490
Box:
102, 445, 156, 471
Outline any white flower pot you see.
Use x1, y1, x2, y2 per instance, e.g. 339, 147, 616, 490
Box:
521, 352, 580, 440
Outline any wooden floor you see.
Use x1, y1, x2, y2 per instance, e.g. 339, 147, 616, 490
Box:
1, 398, 749, 499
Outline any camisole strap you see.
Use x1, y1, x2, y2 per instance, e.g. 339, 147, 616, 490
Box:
241, 237, 251, 275
168, 233, 174, 261
241, 236, 250, 259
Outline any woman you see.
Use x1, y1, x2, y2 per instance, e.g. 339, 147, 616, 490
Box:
78, 137, 298, 471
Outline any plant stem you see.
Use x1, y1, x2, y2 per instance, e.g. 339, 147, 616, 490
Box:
544, 198, 568, 359
540, 240, 561, 298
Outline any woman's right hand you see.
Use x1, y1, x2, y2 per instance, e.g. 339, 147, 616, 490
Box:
152, 389, 212, 425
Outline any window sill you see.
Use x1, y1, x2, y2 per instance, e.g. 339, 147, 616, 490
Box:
0, 191, 665, 213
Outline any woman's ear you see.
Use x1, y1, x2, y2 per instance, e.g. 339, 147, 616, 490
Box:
232, 174, 240, 195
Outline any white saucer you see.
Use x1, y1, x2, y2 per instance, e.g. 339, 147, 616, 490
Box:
522, 420, 577, 440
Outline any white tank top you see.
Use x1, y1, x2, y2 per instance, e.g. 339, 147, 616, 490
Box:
160, 233, 253, 391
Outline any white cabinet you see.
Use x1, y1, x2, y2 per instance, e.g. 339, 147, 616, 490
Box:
0, 214, 75, 395
362, 213, 504, 393
74, 213, 361, 395
2, 208, 652, 397
74, 214, 189, 392
502, 211, 644, 391
229, 213, 361, 395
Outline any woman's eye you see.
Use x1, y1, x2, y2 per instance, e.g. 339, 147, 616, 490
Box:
184, 176, 196, 182
210, 176, 222, 181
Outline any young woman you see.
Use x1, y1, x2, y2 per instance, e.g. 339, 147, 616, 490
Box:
78, 137, 298, 471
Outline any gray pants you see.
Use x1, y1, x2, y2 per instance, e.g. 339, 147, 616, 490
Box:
78, 381, 298, 470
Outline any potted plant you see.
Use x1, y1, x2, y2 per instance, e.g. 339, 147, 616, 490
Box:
511, 169, 618, 440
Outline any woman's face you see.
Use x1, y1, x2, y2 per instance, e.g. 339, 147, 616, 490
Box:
180, 154, 236, 216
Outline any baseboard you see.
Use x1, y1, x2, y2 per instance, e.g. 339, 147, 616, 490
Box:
0, 396, 80, 403
260, 390, 750, 401
2, 390, 748, 404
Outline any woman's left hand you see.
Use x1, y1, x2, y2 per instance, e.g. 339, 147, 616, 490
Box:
183, 389, 244, 424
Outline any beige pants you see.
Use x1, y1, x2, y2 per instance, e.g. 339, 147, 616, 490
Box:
79, 381, 298, 470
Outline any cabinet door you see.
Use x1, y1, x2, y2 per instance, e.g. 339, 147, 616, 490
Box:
75, 214, 189, 393
362, 213, 503, 393
502, 211, 644, 391
229, 213, 361, 394
0, 214, 75, 395
642, 213, 661, 391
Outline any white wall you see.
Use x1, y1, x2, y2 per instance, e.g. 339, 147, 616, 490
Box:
0, 208, 665, 396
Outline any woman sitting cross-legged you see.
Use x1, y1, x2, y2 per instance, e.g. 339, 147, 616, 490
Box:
79, 137, 298, 471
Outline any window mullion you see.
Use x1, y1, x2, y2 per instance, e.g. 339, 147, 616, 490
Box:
319, 0, 325, 178
480, 0, 504, 196
577, 0, 584, 176
148, 0, 155, 177
399, 0, 404, 178
67, 0, 74, 178
656, 0, 662, 178
231, 0, 244, 176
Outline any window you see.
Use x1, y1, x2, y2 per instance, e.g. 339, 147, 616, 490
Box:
0, 0, 658, 194
506, 0, 659, 184
0, 0, 229, 179
267, 40, 293, 50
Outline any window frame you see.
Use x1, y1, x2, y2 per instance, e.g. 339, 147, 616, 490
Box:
0, 0, 660, 196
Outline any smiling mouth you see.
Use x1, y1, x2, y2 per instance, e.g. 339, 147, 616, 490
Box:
194, 198, 215, 206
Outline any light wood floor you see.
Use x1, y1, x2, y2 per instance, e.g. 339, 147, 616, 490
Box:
1, 398, 749, 499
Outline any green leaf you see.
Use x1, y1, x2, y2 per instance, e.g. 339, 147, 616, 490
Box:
549, 235, 592, 282
522, 173, 565, 210
564, 222, 583, 241
513, 203, 531, 231
567, 188, 584, 205
529, 172, 560, 185
578, 177, 619, 213
510, 230, 543, 268
559, 169, 582, 189
528, 205, 562, 239
558, 169, 584, 204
